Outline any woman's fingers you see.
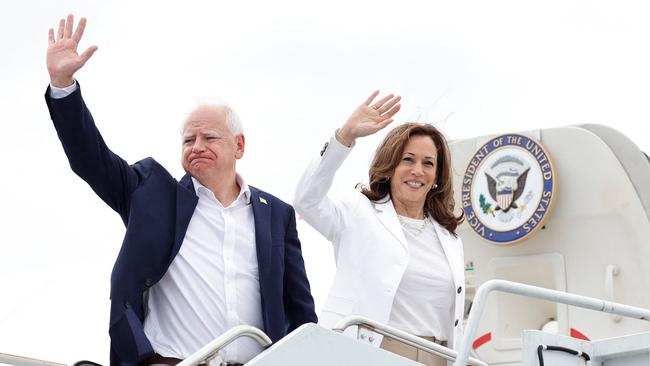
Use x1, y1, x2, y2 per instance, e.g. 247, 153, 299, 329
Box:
363, 90, 380, 106
376, 95, 401, 115
357, 91, 401, 133
375, 117, 395, 132
371, 93, 394, 110
383, 103, 401, 119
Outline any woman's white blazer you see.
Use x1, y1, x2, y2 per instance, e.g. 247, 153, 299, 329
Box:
294, 136, 466, 349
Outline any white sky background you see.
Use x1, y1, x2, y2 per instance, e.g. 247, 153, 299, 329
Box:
2, 0, 650, 363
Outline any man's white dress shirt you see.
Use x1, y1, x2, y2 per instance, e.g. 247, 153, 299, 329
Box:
143, 176, 263, 363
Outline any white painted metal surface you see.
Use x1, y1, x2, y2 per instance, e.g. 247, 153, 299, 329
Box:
454, 279, 650, 366
451, 124, 650, 364
334, 315, 487, 366
177, 321, 485, 366
0, 353, 64, 366
521, 331, 593, 365
176, 325, 272, 366
246, 323, 423, 366
522, 330, 650, 365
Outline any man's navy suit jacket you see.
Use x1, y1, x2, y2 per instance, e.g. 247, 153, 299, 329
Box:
45, 86, 317, 365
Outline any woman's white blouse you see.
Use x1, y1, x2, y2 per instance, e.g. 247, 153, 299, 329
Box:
388, 216, 455, 340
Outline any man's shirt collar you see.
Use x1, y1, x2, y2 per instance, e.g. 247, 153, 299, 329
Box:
191, 174, 251, 206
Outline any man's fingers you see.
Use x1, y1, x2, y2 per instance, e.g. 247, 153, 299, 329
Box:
377, 95, 401, 114
48, 28, 55, 44
363, 90, 380, 106
371, 94, 394, 110
79, 45, 98, 63
57, 18, 65, 40
72, 17, 87, 43
64, 14, 74, 38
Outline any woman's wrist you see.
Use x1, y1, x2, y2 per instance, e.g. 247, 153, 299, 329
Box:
336, 127, 355, 147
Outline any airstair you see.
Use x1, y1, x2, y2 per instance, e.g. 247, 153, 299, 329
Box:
3, 279, 650, 365
174, 280, 650, 366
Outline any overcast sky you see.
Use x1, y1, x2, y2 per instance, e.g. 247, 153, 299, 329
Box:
2, 0, 650, 363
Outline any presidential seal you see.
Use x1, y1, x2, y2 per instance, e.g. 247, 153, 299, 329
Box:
461, 134, 555, 244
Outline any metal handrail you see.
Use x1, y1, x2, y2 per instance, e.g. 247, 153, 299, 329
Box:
0, 353, 65, 366
333, 315, 487, 366
454, 279, 650, 366
176, 325, 272, 366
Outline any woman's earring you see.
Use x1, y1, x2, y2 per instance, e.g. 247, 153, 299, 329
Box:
431, 183, 438, 190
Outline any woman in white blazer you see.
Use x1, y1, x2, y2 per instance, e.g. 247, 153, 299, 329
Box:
294, 91, 465, 366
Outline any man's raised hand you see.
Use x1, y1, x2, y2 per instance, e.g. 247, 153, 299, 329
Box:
47, 14, 97, 88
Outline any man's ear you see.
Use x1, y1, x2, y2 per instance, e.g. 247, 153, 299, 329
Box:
235, 134, 245, 159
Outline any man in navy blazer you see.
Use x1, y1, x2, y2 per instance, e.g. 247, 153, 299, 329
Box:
44, 15, 316, 365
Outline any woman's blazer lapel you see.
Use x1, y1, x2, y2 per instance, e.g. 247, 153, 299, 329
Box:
433, 220, 463, 288
371, 198, 408, 252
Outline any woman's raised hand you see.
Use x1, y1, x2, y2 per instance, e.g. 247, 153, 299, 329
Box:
337, 91, 401, 146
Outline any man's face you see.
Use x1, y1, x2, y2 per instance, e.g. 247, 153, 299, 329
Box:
181, 106, 244, 182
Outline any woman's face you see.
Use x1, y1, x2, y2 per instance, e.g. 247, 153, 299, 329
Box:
389, 135, 438, 212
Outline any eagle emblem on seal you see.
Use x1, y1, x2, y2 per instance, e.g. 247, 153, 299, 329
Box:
485, 155, 530, 213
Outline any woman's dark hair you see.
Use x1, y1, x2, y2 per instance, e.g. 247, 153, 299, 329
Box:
361, 123, 464, 235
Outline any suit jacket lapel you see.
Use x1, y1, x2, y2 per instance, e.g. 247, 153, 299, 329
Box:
250, 187, 272, 282
172, 174, 198, 265
372, 197, 408, 251
433, 220, 461, 286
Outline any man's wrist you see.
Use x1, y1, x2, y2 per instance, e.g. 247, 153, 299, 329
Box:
50, 77, 75, 89
49, 79, 78, 99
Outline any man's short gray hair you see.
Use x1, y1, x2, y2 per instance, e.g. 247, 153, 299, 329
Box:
181, 101, 244, 136
221, 104, 244, 135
